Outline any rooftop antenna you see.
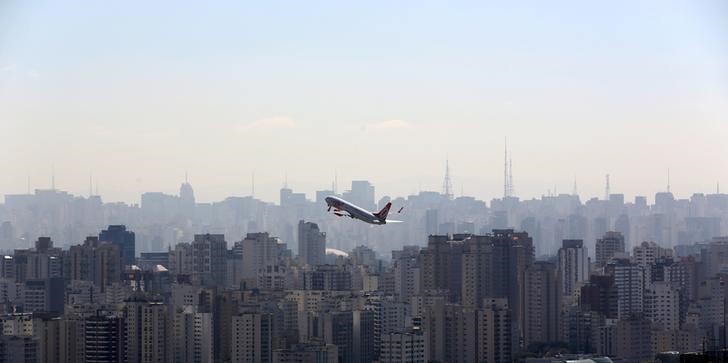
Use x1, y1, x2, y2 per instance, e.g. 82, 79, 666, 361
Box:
605, 174, 610, 200
284, 173, 288, 189
185, 171, 188, 184
667, 168, 671, 193
442, 157, 453, 200
334, 170, 338, 194
717, 181, 720, 194
503, 137, 512, 198
89, 174, 93, 197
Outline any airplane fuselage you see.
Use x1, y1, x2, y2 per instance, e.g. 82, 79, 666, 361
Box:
325, 196, 387, 224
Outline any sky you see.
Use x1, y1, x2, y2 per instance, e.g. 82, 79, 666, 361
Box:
1, 1, 727, 204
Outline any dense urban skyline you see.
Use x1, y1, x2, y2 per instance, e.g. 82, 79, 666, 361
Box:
2, 170, 725, 206
2, 1, 727, 203
2, 1, 727, 362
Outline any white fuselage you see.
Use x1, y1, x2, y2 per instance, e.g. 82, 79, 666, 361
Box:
325, 196, 385, 224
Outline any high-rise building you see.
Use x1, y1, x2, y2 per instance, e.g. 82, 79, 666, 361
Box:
242, 233, 283, 286
231, 311, 273, 363
379, 329, 426, 363
191, 234, 227, 287
579, 274, 618, 319
172, 306, 214, 363
422, 300, 513, 363
303, 265, 351, 291
23, 277, 64, 314
99, 225, 136, 266
633, 241, 673, 267
13, 237, 64, 282
419, 235, 465, 303
352, 309, 375, 363
123, 294, 168, 363
169, 242, 193, 276
614, 315, 653, 361
316, 309, 354, 363
558, 239, 589, 297
425, 210, 438, 236
84, 311, 123, 363
66, 236, 122, 293
612, 259, 645, 320
644, 281, 680, 331
420, 230, 533, 339
272, 342, 338, 363
298, 221, 325, 267
179, 179, 195, 219
476, 298, 514, 363
524, 261, 562, 346
0, 335, 37, 363
596, 231, 625, 267
392, 246, 420, 302
343, 181, 376, 211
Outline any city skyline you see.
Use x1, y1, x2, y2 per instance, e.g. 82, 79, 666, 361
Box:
2, 1, 727, 203
3, 166, 725, 205
3, 1, 728, 361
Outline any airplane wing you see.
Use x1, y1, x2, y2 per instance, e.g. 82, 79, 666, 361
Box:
333, 211, 353, 218
385, 220, 403, 223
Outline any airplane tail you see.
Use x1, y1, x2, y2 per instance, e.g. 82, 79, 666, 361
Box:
373, 202, 392, 221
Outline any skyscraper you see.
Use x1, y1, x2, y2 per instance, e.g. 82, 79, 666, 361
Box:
66, 236, 122, 293
84, 311, 123, 363
595, 231, 625, 267
524, 261, 561, 347
231, 311, 273, 363
123, 294, 168, 363
191, 234, 227, 287
100, 225, 136, 267
241, 233, 282, 286
298, 221, 325, 267
612, 259, 645, 320
558, 239, 589, 297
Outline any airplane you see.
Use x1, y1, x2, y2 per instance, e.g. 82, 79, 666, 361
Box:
325, 196, 402, 225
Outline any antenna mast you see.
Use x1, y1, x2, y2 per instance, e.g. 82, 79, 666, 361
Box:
605, 174, 610, 200
667, 168, 671, 193
442, 157, 453, 200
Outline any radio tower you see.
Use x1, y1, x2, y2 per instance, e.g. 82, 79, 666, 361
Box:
503, 138, 514, 198
443, 158, 453, 200
666, 168, 671, 193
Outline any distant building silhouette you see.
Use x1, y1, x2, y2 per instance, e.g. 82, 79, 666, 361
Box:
595, 231, 625, 267
100, 225, 135, 267
298, 220, 325, 267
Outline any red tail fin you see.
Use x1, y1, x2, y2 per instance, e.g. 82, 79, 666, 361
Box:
374, 202, 392, 221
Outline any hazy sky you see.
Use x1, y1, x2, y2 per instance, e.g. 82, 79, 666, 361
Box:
1, 1, 727, 204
